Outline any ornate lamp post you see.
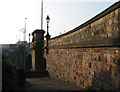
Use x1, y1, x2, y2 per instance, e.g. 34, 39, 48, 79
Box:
28, 33, 31, 47
45, 15, 51, 54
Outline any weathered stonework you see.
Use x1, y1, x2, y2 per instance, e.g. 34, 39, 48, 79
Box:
44, 2, 120, 90
32, 50, 35, 70
45, 48, 120, 90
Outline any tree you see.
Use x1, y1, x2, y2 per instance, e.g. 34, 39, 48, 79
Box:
2, 53, 19, 92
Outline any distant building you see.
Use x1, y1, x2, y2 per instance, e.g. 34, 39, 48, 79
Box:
2, 41, 30, 70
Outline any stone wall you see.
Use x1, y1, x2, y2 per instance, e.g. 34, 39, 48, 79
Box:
32, 50, 35, 71
46, 48, 120, 90
45, 2, 120, 90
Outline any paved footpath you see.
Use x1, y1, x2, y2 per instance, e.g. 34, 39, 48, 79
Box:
22, 77, 85, 91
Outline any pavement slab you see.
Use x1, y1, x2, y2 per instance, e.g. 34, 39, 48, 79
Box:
23, 77, 84, 91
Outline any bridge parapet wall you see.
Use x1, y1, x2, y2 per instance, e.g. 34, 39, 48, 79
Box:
49, 2, 120, 48
45, 2, 120, 90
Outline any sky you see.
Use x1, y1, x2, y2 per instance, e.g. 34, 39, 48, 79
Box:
0, 0, 118, 44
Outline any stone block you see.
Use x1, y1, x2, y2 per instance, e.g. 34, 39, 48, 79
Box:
115, 9, 119, 15
102, 83, 108, 90
111, 76, 118, 88
96, 80, 103, 89
118, 77, 120, 88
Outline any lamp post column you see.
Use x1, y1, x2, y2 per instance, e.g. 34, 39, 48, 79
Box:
46, 22, 49, 47
45, 15, 51, 54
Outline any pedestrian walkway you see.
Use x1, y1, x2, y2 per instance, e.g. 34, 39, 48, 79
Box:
22, 77, 84, 91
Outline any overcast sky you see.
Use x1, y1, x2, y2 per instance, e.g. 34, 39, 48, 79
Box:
0, 0, 118, 44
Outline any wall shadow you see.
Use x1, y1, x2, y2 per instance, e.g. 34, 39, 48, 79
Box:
43, 57, 46, 70
91, 66, 120, 91
25, 54, 32, 71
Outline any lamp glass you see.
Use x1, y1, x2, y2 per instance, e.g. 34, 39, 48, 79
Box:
46, 15, 50, 23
